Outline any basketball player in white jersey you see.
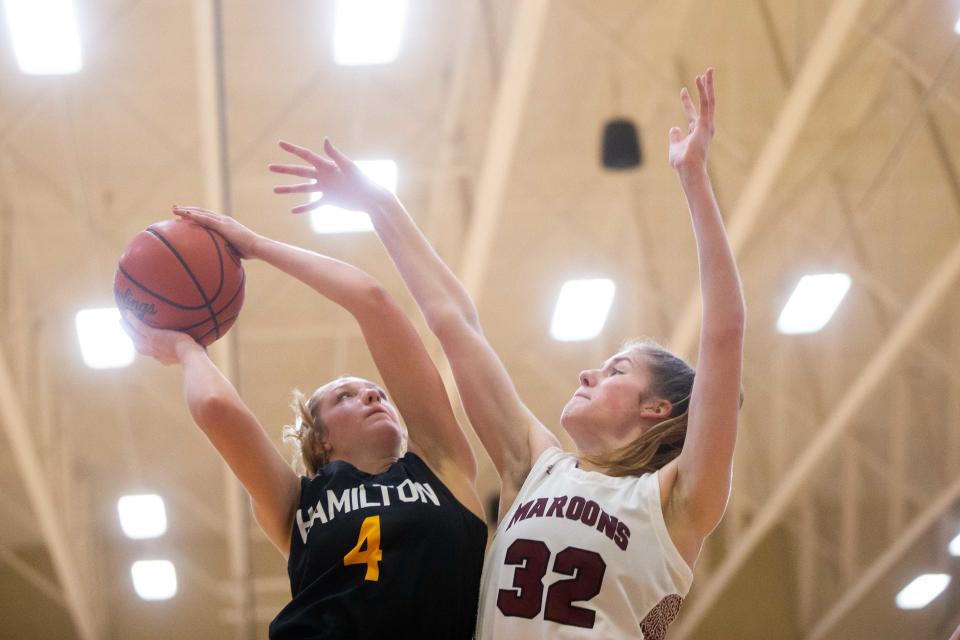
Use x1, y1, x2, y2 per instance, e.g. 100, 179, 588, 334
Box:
272, 68, 742, 638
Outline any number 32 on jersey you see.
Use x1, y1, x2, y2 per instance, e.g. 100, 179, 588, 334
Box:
497, 538, 607, 629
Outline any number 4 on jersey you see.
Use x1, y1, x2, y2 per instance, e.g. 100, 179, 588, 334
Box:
344, 515, 383, 581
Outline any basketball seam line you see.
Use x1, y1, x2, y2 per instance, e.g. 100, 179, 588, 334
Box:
153, 271, 246, 333
115, 269, 244, 332
117, 265, 212, 311
146, 227, 222, 339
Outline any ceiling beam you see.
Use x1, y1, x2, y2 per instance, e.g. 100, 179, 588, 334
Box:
804, 472, 960, 640
0, 541, 66, 608
458, 0, 550, 304
0, 494, 66, 608
672, 235, 960, 639
192, 1, 256, 638
0, 350, 100, 640
666, 0, 871, 359
861, 25, 960, 119
423, 0, 476, 242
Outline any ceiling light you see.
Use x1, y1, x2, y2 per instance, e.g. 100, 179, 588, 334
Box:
895, 574, 950, 609
333, 0, 407, 66
117, 494, 167, 540
75, 308, 135, 369
776, 273, 851, 334
310, 159, 397, 234
131, 560, 177, 601
550, 279, 616, 342
4, 0, 82, 74
949, 532, 960, 556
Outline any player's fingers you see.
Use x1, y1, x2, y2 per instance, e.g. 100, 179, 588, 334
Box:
680, 87, 697, 125
706, 68, 716, 122
172, 206, 217, 224
273, 182, 321, 195
323, 138, 354, 170
668, 127, 682, 144
172, 210, 219, 232
174, 205, 217, 216
291, 199, 325, 214
267, 163, 318, 179
122, 310, 150, 335
696, 75, 709, 120
278, 140, 325, 166
119, 316, 142, 341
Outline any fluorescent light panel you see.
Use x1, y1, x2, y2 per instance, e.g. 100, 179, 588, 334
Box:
895, 574, 950, 609
131, 560, 177, 601
75, 308, 135, 369
955, 13, 960, 35
550, 279, 616, 342
310, 160, 397, 234
334, 0, 407, 66
117, 494, 167, 540
4, 0, 82, 74
777, 273, 851, 335
949, 532, 960, 556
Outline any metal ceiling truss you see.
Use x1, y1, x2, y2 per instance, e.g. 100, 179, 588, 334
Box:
674, 30, 960, 636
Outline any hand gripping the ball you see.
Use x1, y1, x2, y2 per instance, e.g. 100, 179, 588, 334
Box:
171, 206, 260, 259
120, 311, 202, 366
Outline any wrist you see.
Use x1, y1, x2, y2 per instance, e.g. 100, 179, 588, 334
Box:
364, 187, 399, 217
174, 336, 204, 362
675, 162, 710, 182
246, 233, 267, 260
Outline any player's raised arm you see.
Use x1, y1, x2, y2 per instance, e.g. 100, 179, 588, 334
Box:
270, 140, 560, 513
665, 69, 746, 540
171, 205, 483, 520
121, 313, 300, 556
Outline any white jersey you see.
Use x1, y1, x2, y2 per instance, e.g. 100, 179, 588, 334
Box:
477, 447, 693, 639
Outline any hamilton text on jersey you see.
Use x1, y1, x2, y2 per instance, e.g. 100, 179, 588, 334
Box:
296, 480, 441, 543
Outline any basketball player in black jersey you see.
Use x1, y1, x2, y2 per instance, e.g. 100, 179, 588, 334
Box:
121, 206, 487, 639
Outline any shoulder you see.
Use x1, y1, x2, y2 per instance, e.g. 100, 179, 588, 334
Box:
533, 446, 572, 476
514, 447, 575, 492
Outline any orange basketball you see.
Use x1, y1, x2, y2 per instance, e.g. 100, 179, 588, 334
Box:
114, 219, 245, 346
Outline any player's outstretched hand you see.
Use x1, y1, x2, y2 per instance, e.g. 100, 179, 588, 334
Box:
120, 311, 201, 366
668, 68, 715, 172
171, 206, 261, 259
268, 138, 388, 214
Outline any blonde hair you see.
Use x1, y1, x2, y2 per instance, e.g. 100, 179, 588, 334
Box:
282, 377, 349, 477
584, 338, 695, 477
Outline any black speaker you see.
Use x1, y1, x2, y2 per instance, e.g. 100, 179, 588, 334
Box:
601, 118, 642, 169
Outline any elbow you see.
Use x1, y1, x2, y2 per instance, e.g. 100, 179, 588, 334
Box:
350, 278, 392, 314
707, 304, 746, 340
189, 392, 239, 432
425, 305, 480, 343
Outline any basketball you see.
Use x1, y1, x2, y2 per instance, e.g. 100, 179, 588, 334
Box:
114, 218, 245, 346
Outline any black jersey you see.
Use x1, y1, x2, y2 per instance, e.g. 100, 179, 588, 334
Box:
269, 452, 487, 639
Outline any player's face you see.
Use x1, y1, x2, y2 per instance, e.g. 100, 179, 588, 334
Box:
560, 350, 658, 452
320, 377, 403, 458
